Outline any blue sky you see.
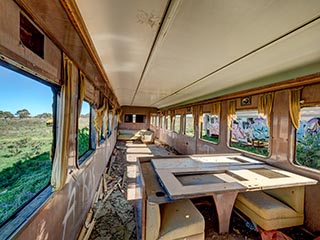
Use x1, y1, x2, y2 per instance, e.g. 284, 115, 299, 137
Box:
0, 65, 89, 116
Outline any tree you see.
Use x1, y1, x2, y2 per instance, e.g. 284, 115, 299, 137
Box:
15, 109, 30, 118
0, 111, 15, 119
35, 113, 52, 119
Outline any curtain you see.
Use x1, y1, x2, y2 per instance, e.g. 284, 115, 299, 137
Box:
78, 71, 86, 116
116, 108, 122, 124
51, 54, 73, 191
198, 106, 203, 125
104, 101, 109, 136
227, 100, 237, 129
94, 100, 107, 134
289, 88, 301, 129
211, 102, 221, 116
258, 92, 274, 129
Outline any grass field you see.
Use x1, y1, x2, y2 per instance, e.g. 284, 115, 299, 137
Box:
0, 118, 53, 223
0, 117, 91, 224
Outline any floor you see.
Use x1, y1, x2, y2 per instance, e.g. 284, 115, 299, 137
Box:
87, 140, 316, 240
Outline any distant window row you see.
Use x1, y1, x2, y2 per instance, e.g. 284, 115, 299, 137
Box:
150, 107, 320, 171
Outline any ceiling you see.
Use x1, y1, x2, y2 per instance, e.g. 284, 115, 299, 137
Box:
75, 0, 320, 109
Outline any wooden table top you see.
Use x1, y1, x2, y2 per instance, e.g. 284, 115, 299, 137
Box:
150, 155, 318, 200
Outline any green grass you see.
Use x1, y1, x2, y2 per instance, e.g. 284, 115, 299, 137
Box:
201, 134, 219, 143
230, 142, 269, 157
0, 118, 53, 224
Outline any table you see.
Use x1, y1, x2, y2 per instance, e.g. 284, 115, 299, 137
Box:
145, 154, 317, 234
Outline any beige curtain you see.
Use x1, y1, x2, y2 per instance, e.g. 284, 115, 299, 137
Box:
116, 108, 122, 124
211, 102, 221, 116
78, 71, 86, 116
289, 88, 302, 129
227, 100, 237, 129
94, 100, 107, 134
51, 54, 73, 191
198, 105, 203, 123
258, 92, 274, 129
104, 101, 109, 136
111, 108, 116, 129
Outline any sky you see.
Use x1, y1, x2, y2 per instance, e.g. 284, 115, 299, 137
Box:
0, 65, 89, 116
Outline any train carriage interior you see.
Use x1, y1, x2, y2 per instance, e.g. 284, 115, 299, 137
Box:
1, 0, 320, 239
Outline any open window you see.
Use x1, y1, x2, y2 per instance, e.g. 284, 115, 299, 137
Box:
230, 110, 270, 157
174, 114, 181, 133
184, 114, 194, 137
78, 101, 94, 164
166, 115, 171, 131
295, 106, 320, 170
200, 113, 219, 143
0, 63, 56, 226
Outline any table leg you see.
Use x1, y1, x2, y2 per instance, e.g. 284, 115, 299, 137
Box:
212, 191, 239, 234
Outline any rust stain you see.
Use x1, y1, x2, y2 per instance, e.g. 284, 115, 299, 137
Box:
137, 10, 160, 28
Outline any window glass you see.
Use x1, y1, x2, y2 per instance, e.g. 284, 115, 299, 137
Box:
174, 115, 181, 133
0, 65, 54, 224
151, 115, 155, 125
78, 101, 91, 161
108, 111, 112, 136
166, 115, 171, 130
124, 114, 133, 123
296, 106, 320, 170
161, 116, 165, 129
230, 110, 269, 156
201, 113, 219, 143
155, 115, 159, 127
184, 114, 194, 137
136, 114, 145, 123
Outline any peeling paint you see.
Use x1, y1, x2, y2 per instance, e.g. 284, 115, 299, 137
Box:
137, 10, 160, 28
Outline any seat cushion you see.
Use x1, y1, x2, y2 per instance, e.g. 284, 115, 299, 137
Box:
236, 191, 302, 220
235, 191, 304, 230
158, 199, 204, 240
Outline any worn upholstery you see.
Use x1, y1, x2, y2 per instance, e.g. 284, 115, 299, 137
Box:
117, 129, 154, 143
146, 199, 205, 240
235, 187, 305, 230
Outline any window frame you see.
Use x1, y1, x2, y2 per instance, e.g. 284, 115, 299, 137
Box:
173, 114, 181, 133
0, 59, 57, 236
166, 115, 171, 131
184, 113, 194, 137
228, 109, 270, 157
294, 105, 320, 171
77, 100, 95, 165
199, 113, 220, 144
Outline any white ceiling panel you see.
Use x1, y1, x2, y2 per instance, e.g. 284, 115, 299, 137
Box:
76, 0, 169, 106
76, 0, 320, 108
152, 19, 320, 108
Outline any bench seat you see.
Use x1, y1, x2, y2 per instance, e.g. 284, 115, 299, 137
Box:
118, 129, 154, 143
235, 186, 304, 230
146, 199, 205, 240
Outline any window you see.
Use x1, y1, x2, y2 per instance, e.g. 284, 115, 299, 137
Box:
20, 14, 44, 58
295, 106, 320, 170
174, 115, 181, 133
166, 115, 171, 130
201, 113, 219, 143
161, 116, 165, 129
108, 111, 113, 136
124, 114, 133, 123
136, 114, 145, 123
0, 64, 55, 225
184, 114, 194, 137
124, 114, 145, 123
78, 101, 93, 163
230, 110, 269, 156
